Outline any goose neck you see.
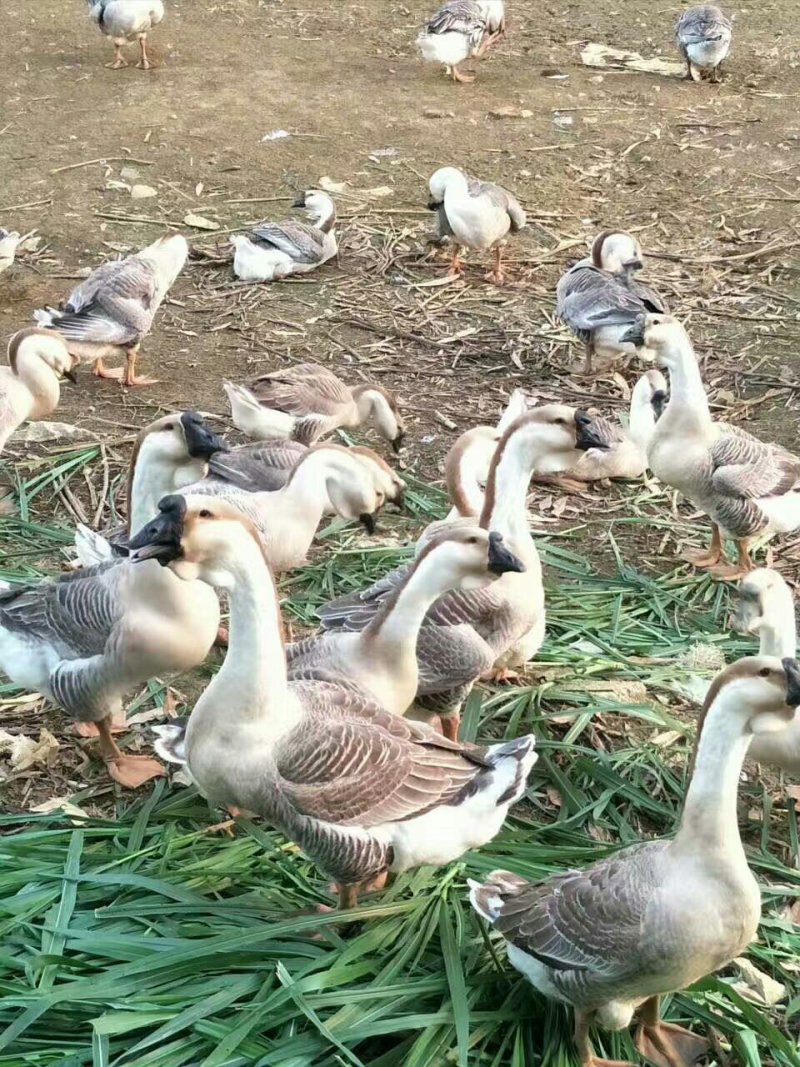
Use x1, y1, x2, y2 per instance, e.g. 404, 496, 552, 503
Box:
759, 596, 797, 659
659, 344, 712, 433
14, 351, 60, 419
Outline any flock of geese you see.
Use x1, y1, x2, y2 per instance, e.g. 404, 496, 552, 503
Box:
1, 3, 795, 1067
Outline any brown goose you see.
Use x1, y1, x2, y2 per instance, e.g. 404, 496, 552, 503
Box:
131, 495, 537, 909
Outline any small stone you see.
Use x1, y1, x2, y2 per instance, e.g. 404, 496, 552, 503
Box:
131, 184, 157, 199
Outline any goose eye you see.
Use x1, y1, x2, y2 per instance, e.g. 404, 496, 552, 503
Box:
468, 536, 478, 544
163, 423, 175, 431
554, 417, 566, 426
199, 509, 213, 519
759, 667, 771, 677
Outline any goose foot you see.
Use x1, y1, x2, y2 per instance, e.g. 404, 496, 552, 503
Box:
680, 524, 723, 568
706, 559, 753, 582
482, 666, 522, 685
532, 473, 589, 494
204, 819, 237, 837
73, 718, 126, 738
446, 246, 465, 276
635, 1022, 709, 1067
105, 47, 128, 69
124, 373, 159, 387
484, 269, 507, 286
123, 346, 158, 387
333, 870, 389, 910
106, 754, 166, 789
574, 1010, 634, 1067
136, 34, 154, 70
136, 58, 153, 70
451, 64, 475, 83
440, 715, 460, 742
93, 358, 124, 381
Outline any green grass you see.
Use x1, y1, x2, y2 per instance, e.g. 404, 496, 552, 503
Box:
0, 447, 799, 1066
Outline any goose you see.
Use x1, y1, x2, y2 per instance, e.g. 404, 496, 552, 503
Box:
129, 495, 537, 909
427, 166, 526, 285
732, 569, 800, 773
556, 230, 668, 375
87, 1, 165, 70
74, 410, 228, 566
0, 329, 78, 455
0, 229, 23, 275
0, 546, 220, 787
417, 1, 505, 83
287, 527, 525, 717
224, 362, 404, 451
34, 233, 188, 387
530, 370, 668, 490
318, 407, 608, 738
443, 425, 502, 519
676, 4, 731, 83
623, 314, 800, 579
470, 655, 800, 1067
231, 190, 337, 283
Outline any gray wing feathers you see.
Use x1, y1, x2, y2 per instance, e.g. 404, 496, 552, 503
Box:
249, 363, 350, 417
41, 257, 158, 343
250, 221, 325, 264
556, 265, 651, 334
478, 183, 526, 231
711, 432, 800, 500
205, 439, 306, 492
426, 1, 485, 36
676, 5, 731, 45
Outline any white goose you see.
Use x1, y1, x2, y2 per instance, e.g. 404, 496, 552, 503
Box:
0, 229, 23, 275
34, 233, 187, 387
231, 191, 337, 283
87, 0, 165, 70
0, 329, 78, 455
417, 1, 505, 83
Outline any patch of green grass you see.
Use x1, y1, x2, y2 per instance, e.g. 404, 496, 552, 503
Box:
0, 447, 798, 1066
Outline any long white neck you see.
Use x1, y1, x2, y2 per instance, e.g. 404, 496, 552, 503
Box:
310, 197, 336, 233
758, 592, 797, 658
444, 173, 469, 202
658, 342, 712, 438
353, 389, 393, 436
13, 352, 60, 420
196, 536, 290, 724
258, 456, 334, 567
129, 444, 207, 534
674, 691, 751, 863
628, 388, 658, 452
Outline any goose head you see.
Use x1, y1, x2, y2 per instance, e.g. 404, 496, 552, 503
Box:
138, 411, 229, 466
498, 405, 611, 471
293, 189, 336, 228
289, 444, 383, 532
732, 569, 795, 642
420, 526, 525, 591
702, 656, 800, 736
8, 328, 79, 383
348, 446, 407, 510
619, 313, 692, 368
130, 494, 271, 587
352, 384, 405, 452
428, 166, 468, 206
591, 230, 644, 275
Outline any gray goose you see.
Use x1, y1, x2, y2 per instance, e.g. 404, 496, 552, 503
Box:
675, 4, 732, 83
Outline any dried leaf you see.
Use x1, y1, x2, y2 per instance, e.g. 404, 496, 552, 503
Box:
0, 728, 59, 770
319, 176, 348, 194
31, 796, 87, 819
183, 213, 220, 231
130, 184, 157, 200
362, 185, 393, 199
731, 958, 786, 1006
546, 786, 563, 808
785, 784, 800, 804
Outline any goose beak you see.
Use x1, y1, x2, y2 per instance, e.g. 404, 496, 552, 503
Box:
575, 412, 609, 451
427, 198, 441, 212
623, 257, 643, 272
359, 513, 377, 535
620, 319, 646, 346
62, 368, 78, 384
487, 532, 525, 575
651, 390, 668, 420
129, 495, 186, 566
783, 658, 800, 707
391, 431, 405, 455
292, 192, 307, 208
182, 412, 229, 458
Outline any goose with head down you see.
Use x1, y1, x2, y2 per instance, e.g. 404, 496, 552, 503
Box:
231, 190, 337, 283
623, 313, 800, 579
0, 329, 78, 455
317, 406, 609, 739
556, 230, 668, 375
675, 4, 731, 83
132, 495, 537, 910
34, 233, 187, 387
427, 166, 525, 284
732, 568, 800, 773
417, 1, 505, 83
224, 361, 404, 452
470, 655, 800, 1067
87, 0, 165, 70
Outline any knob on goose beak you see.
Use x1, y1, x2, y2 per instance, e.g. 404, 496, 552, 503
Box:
620, 319, 646, 346
129, 494, 186, 565
181, 411, 229, 458
783, 657, 800, 707
487, 532, 525, 575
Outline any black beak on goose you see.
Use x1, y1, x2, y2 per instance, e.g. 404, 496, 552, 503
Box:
292, 192, 308, 208
62, 367, 78, 384
181, 411, 229, 458
783, 658, 800, 707
487, 532, 525, 575
620, 319, 646, 346
129, 494, 186, 566
391, 431, 405, 455
623, 257, 643, 272
575, 412, 610, 452
359, 513, 377, 535
651, 389, 668, 420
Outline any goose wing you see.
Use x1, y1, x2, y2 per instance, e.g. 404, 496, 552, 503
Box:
425, 0, 485, 36
676, 5, 731, 46
205, 439, 307, 492
710, 428, 800, 501
556, 264, 648, 335
248, 362, 350, 417
474, 181, 527, 232
280, 679, 490, 826
249, 220, 326, 264
627, 276, 668, 314
478, 842, 669, 988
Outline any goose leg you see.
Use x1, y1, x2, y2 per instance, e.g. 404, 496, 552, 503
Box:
681, 523, 723, 568
482, 666, 522, 685
635, 996, 709, 1067
93, 357, 125, 381
582, 341, 595, 376
484, 246, 507, 286
707, 538, 754, 581
96, 715, 165, 788
73, 709, 126, 738
124, 345, 159, 387
710, 63, 722, 84
451, 64, 475, 83
136, 33, 153, 70
440, 714, 460, 742
105, 43, 128, 69
447, 245, 465, 276
573, 1010, 634, 1067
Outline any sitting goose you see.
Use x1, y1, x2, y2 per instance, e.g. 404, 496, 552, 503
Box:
224, 362, 404, 451
287, 528, 524, 717
131, 496, 537, 909
87, 1, 165, 70
732, 568, 800, 773
231, 191, 337, 283
417, 1, 504, 83
0, 229, 23, 275
675, 4, 731, 83
34, 233, 187, 387
318, 407, 607, 739
427, 166, 526, 285
0, 329, 78, 455
470, 656, 800, 1067
556, 230, 668, 375
624, 314, 800, 579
